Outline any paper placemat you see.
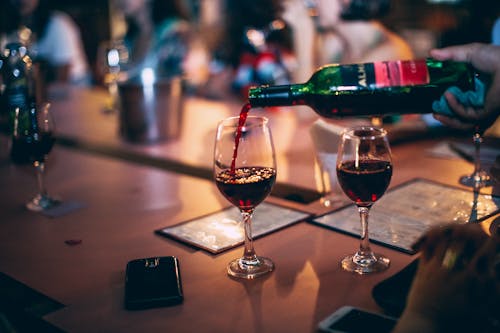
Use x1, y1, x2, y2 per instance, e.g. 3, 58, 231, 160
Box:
310, 179, 500, 254
156, 202, 310, 254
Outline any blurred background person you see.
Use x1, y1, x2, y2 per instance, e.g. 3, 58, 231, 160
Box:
112, 0, 206, 82
217, 0, 295, 98
437, 0, 499, 48
1, 0, 91, 86
281, 0, 414, 83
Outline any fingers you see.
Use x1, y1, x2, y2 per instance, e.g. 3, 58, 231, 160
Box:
415, 224, 488, 267
415, 224, 454, 262
430, 43, 481, 63
490, 216, 500, 239
471, 232, 500, 279
433, 92, 498, 129
433, 114, 474, 130
443, 227, 487, 272
430, 43, 500, 74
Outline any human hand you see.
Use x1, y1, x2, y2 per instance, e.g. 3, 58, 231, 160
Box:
393, 223, 500, 333
430, 43, 500, 130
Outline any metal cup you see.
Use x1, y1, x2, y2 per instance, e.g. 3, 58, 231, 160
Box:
118, 76, 183, 144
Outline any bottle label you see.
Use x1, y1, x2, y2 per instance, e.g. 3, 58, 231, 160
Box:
340, 60, 429, 89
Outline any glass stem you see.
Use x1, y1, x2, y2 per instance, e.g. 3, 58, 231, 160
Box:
34, 161, 48, 197
241, 209, 258, 263
358, 206, 372, 256
472, 131, 482, 178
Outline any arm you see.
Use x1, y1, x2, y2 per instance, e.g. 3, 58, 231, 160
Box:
281, 0, 316, 82
38, 12, 90, 85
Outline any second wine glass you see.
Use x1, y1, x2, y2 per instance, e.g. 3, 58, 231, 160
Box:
214, 116, 277, 279
336, 126, 393, 274
11, 103, 60, 211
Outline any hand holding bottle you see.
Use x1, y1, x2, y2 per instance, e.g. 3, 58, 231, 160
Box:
430, 43, 500, 130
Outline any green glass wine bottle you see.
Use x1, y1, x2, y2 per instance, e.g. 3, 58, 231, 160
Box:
1, 42, 37, 133
248, 59, 476, 117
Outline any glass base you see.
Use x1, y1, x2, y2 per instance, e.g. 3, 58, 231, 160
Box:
26, 194, 61, 212
227, 256, 274, 279
341, 252, 390, 274
460, 171, 493, 188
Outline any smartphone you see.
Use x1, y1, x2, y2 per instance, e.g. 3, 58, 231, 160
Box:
124, 256, 183, 310
318, 306, 397, 333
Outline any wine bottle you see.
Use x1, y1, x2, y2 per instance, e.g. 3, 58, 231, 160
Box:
248, 59, 476, 118
10, 102, 40, 164
1, 42, 37, 133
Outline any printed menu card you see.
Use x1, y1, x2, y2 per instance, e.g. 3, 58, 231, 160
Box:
157, 202, 310, 254
311, 179, 500, 254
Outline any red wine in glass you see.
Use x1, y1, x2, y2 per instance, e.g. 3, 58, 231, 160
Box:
10, 132, 55, 165
230, 103, 251, 174
337, 159, 392, 205
216, 166, 276, 210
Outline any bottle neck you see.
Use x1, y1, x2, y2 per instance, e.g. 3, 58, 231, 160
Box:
248, 83, 306, 107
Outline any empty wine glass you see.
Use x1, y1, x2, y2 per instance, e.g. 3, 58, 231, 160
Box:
336, 126, 393, 274
214, 115, 277, 279
459, 125, 492, 188
11, 103, 60, 211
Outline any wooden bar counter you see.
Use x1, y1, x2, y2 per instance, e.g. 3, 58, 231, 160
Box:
0, 146, 497, 332
0, 145, 418, 333
49, 86, 320, 197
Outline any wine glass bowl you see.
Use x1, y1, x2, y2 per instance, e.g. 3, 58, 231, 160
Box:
336, 126, 392, 274
214, 115, 276, 279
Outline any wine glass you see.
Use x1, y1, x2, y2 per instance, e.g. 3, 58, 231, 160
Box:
12, 103, 60, 211
459, 125, 492, 188
336, 126, 393, 274
214, 115, 277, 279
97, 40, 129, 113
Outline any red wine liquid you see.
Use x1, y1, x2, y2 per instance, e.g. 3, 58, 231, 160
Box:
10, 132, 55, 165
216, 166, 276, 210
231, 103, 251, 174
337, 159, 392, 205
